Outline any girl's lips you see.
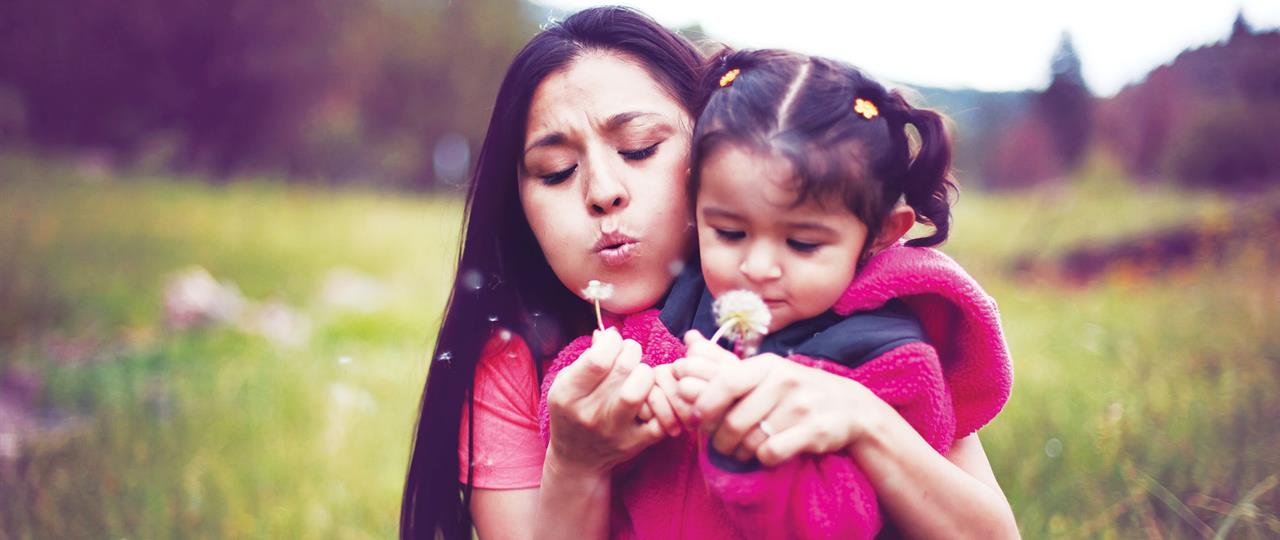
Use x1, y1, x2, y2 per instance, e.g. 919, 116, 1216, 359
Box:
597, 241, 639, 267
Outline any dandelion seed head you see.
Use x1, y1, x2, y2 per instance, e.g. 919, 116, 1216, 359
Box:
581, 280, 615, 302
713, 290, 771, 342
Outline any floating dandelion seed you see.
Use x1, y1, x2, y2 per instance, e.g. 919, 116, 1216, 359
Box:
709, 289, 771, 357
667, 259, 686, 277
581, 279, 614, 331
461, 269, 485, 292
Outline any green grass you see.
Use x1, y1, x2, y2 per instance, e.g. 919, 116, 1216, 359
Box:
1, 154, 1277, 538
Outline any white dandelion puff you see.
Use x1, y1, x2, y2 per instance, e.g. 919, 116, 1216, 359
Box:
581, 279, 615, 330
709, 289, 771, 356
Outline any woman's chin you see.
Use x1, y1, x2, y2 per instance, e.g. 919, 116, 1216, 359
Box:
601, 287, 666, 317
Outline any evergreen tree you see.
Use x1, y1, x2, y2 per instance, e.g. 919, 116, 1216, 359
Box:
1230, 9, 1252, 41
1036, 31, 1093, 170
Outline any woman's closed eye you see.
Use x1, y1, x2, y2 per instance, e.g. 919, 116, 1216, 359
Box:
786, 239, 822, 253
713, 228, 746, 242
619, 142, 660, 161
539, 164, 577, 185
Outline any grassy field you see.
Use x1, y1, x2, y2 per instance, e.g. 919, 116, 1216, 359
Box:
1, 154, 1277, 538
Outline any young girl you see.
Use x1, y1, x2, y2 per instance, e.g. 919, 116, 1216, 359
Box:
539, 49, 1013, 539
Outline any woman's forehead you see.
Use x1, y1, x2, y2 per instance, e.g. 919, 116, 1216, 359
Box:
526, 53, 687, 135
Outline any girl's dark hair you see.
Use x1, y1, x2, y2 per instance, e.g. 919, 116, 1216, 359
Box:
691, 49, 957, 249
399, 7, 704, 539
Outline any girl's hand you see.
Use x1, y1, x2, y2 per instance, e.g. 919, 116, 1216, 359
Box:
545, 328, 666, 476
673, 335, 896, 466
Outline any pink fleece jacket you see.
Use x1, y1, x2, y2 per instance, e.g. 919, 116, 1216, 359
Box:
537, 244, 1013, 539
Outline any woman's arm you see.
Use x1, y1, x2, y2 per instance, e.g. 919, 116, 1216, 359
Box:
532, 328, 666, 540
464, 329, 664, 540
855, 417, 1018, 539
472, 488, 538, 540
676, 343, 1018, 540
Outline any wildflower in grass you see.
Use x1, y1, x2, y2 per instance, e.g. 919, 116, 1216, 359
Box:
581, 279, 614, 330
709, 289, 771, 357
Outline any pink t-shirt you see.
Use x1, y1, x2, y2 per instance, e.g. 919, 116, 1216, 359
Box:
457, 332, 547, 489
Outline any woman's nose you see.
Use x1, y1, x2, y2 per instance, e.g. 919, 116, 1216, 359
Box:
739, 243, 783, 282
584, 158, 629, 215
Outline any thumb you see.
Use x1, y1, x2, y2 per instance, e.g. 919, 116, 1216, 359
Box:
684, 329, 736, 364
558, 328, 621, 400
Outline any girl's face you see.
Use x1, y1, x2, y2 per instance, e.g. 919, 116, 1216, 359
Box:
696, 144, 868, 332
519, 52, 694, 315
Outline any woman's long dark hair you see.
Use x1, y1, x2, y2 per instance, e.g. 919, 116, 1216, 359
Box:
399, 7, 704, 539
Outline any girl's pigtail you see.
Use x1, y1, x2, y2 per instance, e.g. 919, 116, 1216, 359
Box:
894, 93, 957, 247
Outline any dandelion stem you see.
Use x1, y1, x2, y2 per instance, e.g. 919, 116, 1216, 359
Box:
594, 299, 605, 331
709, 320, 734, 345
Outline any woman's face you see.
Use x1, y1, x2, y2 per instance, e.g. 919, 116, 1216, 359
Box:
519, 52, 694, 315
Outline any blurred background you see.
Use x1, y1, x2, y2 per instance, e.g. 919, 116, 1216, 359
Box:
1, 0, 1278, 537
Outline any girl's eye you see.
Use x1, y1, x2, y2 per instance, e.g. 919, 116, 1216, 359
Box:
787, 239, 821, 253
539, 164, 577, 185
620, 142, 660, 161
714, 228, 745, 242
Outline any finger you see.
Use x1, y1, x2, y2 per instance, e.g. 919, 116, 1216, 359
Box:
645, 387, 682, 437
653, 365, 693, 428
733, 442, 755, 463
562, 329, 622, 399
683, 330, 738, 364
616, 338, 643, 371
634, 417, 666, 445
671, 355, 721, 381
601, 338, 642, 389
638, 402, 654, 422
733, 425, 771, 462
676, 377, 708, 403
709, 378, 782, 456
615, 363, 655, 415
693, 362, 770, 433
756, 422, 841, 467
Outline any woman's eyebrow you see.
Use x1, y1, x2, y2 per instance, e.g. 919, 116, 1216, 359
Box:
523, 132, 566, 156
605, 111, 662, 131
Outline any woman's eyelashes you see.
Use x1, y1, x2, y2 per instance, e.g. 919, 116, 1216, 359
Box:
539, 164, 577, 185
534, 142, 661, 185
619, 142, 660, 161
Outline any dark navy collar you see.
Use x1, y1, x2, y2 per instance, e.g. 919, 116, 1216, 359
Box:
659, 266, 925, 369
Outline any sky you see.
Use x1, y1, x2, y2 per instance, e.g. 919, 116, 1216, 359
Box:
535, 0, 1280, 96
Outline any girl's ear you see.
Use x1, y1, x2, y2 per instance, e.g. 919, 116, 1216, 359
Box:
871, 205, 916, 252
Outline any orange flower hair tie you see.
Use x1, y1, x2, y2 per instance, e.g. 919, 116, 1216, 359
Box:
854, 98, 879, 120
719, 68, 741, 88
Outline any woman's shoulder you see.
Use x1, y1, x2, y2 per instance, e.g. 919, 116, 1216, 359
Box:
474, 330, 540, 401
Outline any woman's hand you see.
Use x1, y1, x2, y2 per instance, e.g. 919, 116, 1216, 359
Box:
545, 327, 667, 476
673, 330, 895, 465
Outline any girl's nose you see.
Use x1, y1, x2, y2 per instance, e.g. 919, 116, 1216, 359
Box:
739, 242, 783, 282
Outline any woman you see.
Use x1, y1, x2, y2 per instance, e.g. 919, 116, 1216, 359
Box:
400, 6, 1018, 539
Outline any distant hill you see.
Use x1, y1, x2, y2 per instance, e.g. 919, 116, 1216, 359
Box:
1099, 24, 1280, 187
